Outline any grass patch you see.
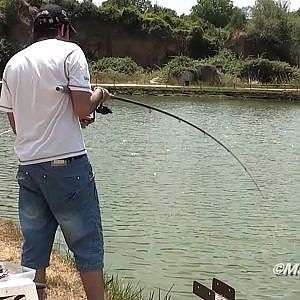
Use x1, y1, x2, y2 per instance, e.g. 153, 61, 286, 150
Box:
0, 218, 174, 300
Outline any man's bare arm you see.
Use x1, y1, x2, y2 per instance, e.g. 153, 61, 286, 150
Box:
7, 112, 16, 134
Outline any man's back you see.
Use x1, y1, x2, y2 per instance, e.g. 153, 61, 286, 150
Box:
0, 5, 108, 299
2, 39, 91, 165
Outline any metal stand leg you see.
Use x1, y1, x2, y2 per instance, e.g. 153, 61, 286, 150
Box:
193, 278, 235, 300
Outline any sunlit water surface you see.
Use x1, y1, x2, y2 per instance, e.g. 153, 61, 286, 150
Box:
0, 95, 299, 299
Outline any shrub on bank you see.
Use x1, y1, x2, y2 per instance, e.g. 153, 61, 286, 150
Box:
201, 50, 298, 85
201, 48, 244, 78
240, 58, 296, 83
86, 54, 300, 86
90, 57, 143, 83
161, 56, 199, 81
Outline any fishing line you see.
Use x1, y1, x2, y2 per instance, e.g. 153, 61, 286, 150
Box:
56, 85, 265, 199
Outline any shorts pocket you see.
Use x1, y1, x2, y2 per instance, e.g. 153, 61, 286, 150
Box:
16, 169, 30, 185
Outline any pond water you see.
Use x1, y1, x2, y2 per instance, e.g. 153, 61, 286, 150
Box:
0, 95, 299, 299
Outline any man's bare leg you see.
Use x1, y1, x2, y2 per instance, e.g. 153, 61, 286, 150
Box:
34, 268, 46, 300
80, 270, 105, 300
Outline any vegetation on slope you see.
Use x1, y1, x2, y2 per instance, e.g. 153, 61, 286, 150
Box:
1, 0, 300, 85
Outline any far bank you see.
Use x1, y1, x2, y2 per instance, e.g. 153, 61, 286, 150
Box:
1, 81, 300, 101
97, 83, 300, 102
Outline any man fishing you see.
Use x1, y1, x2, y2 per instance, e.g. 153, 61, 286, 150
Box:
0, 4, 109, 300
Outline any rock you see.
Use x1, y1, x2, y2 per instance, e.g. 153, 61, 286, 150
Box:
195, 64, 220, 83
178, 64, 220, 85
179, 71, 194, 85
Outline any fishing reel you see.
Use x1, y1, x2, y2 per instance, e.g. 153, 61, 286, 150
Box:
55, 85, 113, 115
96, 103, 113, 115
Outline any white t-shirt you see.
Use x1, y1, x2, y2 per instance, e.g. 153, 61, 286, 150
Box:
0, 39, 92, 165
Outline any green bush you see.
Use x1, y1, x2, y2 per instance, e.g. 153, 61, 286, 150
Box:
201, 48, 244, 78
91, 57, 142, 74
240, 58, 296, 83
3, 0, 19, 26
119, 7, 142, 27
142, 15, 172, 35
292, 67, 300, 84
74, 0, 99, 18
161, 56, 199, 80
90, 57, 143, 82
0, 38, 19, 74
98, 5, 122, 23
187, 26, 219, 59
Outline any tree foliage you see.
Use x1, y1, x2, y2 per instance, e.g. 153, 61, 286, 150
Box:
90, 57, 143, 82
240, 58, 296, 83
229, 7, 247, 29
101, 0, 152, 13
290, 14, 300, 65
187, 26, 218, 59
247, 0, 293, 61
201, 48, 243, 77
0, 38, 19, 73
191, 0, 236, 28
3, 0, 19, 26
0, 0, 300, 82
90, 57, 143, 75
162, 56, 199, 79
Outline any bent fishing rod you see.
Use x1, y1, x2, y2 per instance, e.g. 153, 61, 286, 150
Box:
0, 129, 12, 137
57, 85, 265, 199
112, 95, 265, 199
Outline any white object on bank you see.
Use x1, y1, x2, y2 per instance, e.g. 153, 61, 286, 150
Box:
0, 262, 38, 299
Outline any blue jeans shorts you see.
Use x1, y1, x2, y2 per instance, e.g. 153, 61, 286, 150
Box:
17, 155, 104, 272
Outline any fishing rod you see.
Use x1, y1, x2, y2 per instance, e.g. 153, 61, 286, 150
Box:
111, 95, 265, 199
57, 85, 265, 199
0, 129, 12, 137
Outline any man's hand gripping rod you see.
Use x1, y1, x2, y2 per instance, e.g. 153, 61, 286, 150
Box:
56, 85, 112, 115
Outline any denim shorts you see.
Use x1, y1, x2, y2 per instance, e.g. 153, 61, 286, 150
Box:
17, 155, 104, 272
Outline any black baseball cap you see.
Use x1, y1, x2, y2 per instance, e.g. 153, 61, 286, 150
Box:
34, 4, 76, 33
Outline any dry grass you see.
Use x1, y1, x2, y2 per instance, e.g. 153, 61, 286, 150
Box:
0, 218, 86, 299
0, 219, 168, 300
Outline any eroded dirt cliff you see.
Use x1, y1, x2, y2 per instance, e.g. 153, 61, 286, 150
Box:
3, 0, 184, 66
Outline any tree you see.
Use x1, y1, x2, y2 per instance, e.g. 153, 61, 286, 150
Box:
0, 39, 19, 74
101, 0, 152, 13
247, 0, 293, 62
187, 26, 218, 58
241, 6, 252, 19
228, 7, 247, 29
290, 13, 300, 65
152, 4, 176, 16
191, 0, 234, 28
